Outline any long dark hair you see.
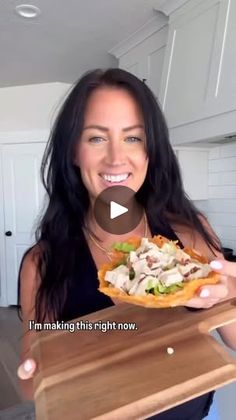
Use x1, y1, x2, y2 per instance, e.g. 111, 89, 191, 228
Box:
17, 68, 220, 322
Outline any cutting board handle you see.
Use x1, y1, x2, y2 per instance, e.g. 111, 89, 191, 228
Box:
196, 298, 236, 333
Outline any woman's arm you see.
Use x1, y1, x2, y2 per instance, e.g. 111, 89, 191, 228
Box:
173, 217, 236, 350
17, 248, 40, 400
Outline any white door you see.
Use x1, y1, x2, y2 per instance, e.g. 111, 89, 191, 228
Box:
2, 143, 46, 305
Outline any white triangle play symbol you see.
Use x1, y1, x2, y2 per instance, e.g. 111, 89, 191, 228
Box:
110, 201, 128, 219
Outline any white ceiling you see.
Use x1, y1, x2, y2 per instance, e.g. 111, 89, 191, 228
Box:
0, 0, 160, 87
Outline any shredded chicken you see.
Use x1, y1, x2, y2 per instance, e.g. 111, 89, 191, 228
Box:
104, 238, 212, 296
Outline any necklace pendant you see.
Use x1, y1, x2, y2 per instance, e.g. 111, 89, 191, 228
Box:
87, 211, 148, 263
106, 252, 113, 262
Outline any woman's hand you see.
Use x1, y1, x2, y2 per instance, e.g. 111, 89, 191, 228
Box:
185, 259, 236, 309
184, 275, 228, 309
17, 358, 37, 380
184, 260, 232, 309
210, 259, 236, 278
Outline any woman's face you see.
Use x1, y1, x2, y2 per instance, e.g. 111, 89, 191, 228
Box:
75, 87, 149, 203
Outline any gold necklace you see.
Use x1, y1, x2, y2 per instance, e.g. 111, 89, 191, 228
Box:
87, 212, 148, 261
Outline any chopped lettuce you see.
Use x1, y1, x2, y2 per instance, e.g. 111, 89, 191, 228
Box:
145, 278, 156, 294
146, 281, 184, 295
161, 242, 177, 255
112, 242, 136, 252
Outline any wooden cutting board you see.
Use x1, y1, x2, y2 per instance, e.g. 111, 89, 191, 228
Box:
31, 298, 236, 420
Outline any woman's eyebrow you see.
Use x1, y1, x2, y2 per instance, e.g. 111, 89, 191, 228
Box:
83, 125, 108, 132
83, 124, 144, 132
123, 124, 144, 132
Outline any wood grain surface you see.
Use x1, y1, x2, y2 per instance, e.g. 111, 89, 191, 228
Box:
31, 298, 236, 420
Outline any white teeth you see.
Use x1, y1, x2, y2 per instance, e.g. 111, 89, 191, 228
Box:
102, 173, 129, 183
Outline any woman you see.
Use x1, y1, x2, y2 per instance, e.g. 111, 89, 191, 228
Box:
17, 68, 236, 419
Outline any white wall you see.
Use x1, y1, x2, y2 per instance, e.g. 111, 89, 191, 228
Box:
194, 144, 236, 420
195, 142, 236, 253
0, 83, 71, 132
207, 142, 236, 420
208, 143, 236, 253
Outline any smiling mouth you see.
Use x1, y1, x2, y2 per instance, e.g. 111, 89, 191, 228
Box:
100, 173, 131, 184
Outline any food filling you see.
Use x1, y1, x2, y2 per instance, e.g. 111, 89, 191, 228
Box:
104, 238, 212, 296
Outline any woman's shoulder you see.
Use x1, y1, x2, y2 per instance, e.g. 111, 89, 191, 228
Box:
171, 214, 222, 260
19, 244, 43, 322
20, 243, 42, 282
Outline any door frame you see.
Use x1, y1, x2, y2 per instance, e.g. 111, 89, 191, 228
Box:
0, 144, 7, 306
0, 130, 48, 306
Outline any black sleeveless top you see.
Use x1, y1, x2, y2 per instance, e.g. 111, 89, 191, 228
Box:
61, 216, 214, 420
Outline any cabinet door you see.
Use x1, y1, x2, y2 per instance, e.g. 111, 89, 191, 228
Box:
119, 47, 145, 80
160, 0, 230, 128
119, 27, 168, 99
207, 0, 236, 116
2, 143, 46, 305
144, 27, 168, 98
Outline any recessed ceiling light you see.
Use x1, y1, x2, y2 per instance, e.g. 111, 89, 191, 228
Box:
15, 4, 41, 19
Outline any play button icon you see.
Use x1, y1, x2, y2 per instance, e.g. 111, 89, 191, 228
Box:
94, 186, 143, 235
110, 201, 128, 219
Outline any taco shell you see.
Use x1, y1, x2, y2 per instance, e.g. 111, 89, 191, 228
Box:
98, 235, 220, 308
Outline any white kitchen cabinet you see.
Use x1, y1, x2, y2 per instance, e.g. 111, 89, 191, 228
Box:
109, 15, 168, 99
160, 0, 231, 126
110, 10, 209, 200
119, 27, 168, 99
159, 0, 236, 144
174, 148, 209, 200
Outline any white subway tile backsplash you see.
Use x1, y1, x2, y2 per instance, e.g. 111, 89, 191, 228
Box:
209, 185, 236, 199
193, 200, 209, 213
221, 226, 236, 240
219, 142, 236, 158
209, 171, 236, 185
207, 213, 236, 227
206, 199, 236, 213
209, 225, 236, 241
209, 157, 236, 173
209, 224, 223, 237
209, 147, 220, 160
198, 143, 236, 253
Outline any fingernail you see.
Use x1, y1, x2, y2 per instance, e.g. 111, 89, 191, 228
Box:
24, 360, 33, 372
210, 261, 223, 270
200, 289, 210, 298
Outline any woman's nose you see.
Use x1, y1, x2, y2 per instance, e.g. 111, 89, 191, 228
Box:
106, 141, 126, 165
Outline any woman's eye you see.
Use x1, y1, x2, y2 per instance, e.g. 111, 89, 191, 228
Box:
88, 137, 105, 143
125, 137, 142, 143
